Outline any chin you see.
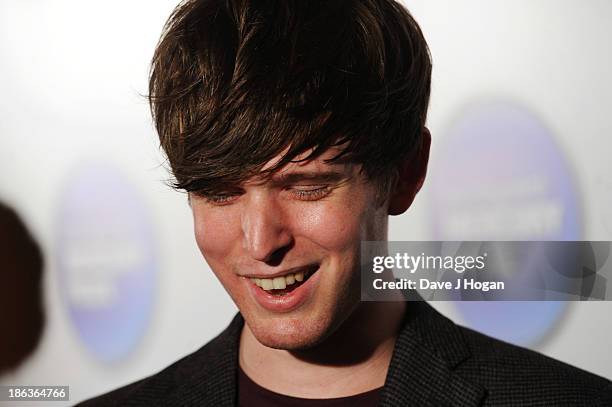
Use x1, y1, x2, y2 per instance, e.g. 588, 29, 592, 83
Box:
247, 314, 332, 351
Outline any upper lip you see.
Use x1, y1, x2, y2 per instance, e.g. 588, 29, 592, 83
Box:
241, 264, 318, 279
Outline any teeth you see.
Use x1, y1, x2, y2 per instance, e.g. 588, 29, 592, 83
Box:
249, 269, 312, 291
272, 277, 286, 289
261, 279, 274, 290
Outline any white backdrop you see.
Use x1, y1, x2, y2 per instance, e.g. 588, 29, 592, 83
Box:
0, 1, 610, 405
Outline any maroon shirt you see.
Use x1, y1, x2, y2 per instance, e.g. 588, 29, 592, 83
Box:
238, 367, 382, 407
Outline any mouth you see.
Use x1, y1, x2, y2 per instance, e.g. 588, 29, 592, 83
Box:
248, 265, 319, 296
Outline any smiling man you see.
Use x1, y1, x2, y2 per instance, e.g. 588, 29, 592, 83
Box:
80, 0, 611, 406
188, 143, 414, 401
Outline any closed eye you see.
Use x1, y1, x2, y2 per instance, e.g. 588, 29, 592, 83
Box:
206, 194, 240, 205
192, 190, 242, 206
288, 186, 331, 201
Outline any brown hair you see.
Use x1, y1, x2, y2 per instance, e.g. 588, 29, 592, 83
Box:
149, 0, 431, 199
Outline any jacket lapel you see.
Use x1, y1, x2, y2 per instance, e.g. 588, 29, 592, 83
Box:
379, 301, 486, 407
164, 313, 243, 407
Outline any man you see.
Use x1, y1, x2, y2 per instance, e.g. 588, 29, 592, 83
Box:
81, 0, 611, 405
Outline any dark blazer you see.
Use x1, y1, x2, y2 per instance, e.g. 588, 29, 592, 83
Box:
78, 301, 612, 406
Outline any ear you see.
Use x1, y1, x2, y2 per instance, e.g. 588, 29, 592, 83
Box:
388, 128, 431, 216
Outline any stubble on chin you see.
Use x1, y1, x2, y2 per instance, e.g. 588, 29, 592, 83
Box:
244, 289, 361, 353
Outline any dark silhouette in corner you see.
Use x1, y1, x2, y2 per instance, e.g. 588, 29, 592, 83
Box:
0, 201, 45, 374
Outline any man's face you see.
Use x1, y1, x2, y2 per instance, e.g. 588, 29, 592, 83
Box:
189, 148, 389, 350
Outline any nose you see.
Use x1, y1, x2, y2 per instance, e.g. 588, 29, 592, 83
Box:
241, 192, 293, 264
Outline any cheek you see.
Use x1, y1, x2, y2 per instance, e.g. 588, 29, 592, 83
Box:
292, 191, 378, 251
301, 208, 357, 249
192, 206, 239, 263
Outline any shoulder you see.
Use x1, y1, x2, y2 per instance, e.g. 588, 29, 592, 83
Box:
455, 324, 612, 405
391, 300, 611, 406
76, 314, 243, 407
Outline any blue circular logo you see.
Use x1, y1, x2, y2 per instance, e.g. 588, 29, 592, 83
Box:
56, 162, 157, 362
428, 102, 581, 345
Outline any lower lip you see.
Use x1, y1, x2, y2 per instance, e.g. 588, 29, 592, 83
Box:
244, 266, 320, 313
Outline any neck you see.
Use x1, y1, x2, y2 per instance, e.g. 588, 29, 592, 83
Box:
239, 300, 406, 399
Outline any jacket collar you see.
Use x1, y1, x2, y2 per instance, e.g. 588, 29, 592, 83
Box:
164, 312, 243, 407
378, 300, 486, 406
165, 300, 486, 406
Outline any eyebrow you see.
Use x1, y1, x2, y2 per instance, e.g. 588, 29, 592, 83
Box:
271, 170, 348, 185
